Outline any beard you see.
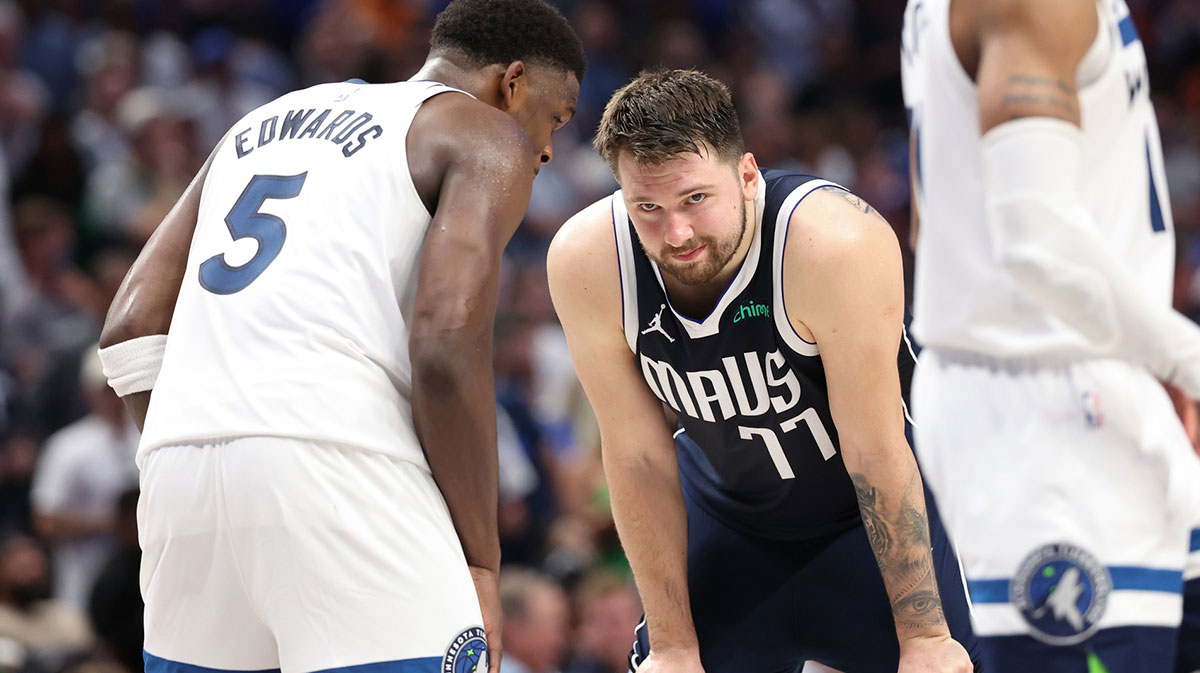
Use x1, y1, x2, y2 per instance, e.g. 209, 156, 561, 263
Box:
646, 199, 748, 286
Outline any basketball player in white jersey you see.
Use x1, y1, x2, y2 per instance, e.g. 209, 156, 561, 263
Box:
94, 2, 582, 673
901, 0, 1200, 670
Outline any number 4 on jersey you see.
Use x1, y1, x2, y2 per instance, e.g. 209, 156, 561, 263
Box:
200, 172, 308, 295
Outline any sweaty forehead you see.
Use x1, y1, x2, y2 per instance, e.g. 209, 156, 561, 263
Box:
531, 66, 579, 104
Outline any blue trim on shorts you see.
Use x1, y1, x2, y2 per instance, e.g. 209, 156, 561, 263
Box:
145, 652, 443, 673
145, 652, 280, 673
967, 566, 1184, 604
311, 657, 441, 673
1109, 566, 1184, 592
1190, 528, 1200, 552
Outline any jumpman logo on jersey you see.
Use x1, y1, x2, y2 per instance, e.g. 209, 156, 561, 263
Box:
1031, 567, 1086, 631
642, 304, 675, 343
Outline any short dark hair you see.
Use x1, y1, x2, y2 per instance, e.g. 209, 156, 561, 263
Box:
431, 0, 585, 84
594, 69, 744, 174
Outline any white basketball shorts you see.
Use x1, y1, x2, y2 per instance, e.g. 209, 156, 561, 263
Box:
139, 437, 487, 673
912, 349, 1200, 644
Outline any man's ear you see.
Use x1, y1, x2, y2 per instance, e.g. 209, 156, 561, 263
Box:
498, 60, 529, 113
740, 152, 760, 202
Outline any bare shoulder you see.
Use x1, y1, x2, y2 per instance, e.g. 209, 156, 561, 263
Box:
786, 185, 900, 275
972, 0, 1096, 33
547, 196, 622, 321
415, 91, 532, 152
784, 187, 904, 340
408, 92, 536, 194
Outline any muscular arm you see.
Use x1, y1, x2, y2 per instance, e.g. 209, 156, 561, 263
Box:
98, 142, 220, 429
790, 188, 951, 643
548, 202, 700, 666
408, 96, 537, 574
963, 0, 1200, 397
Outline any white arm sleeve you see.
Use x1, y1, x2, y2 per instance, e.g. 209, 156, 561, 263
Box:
983, 117, 1200, 397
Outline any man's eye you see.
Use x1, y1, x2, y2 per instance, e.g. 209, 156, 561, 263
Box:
638, 204, 659, 212
688, 193, 706, 204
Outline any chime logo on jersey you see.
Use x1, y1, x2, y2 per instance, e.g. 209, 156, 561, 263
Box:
639, 350, 802, 423
1010, 543, 1111, 645
732, 299, 769, 324
443, 626, 487, 673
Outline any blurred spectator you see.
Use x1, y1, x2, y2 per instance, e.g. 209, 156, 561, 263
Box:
498, 402, 541, 564
83, 87, 198, 245
0, 1, 49, 177
0, 150, 27, 333
19, 0, 84, 113
13, 115, 87, 210
5, 197, 97, 389
499, 567, 571, 673
88, 488, 142, 673
179, 27, 278, 149
30, 348, 138, 611
297, 0, 375, 86
0, 534, 93, 672
71, 32, 138, 174
0, 435, 36, 536
565, 570, 641, 673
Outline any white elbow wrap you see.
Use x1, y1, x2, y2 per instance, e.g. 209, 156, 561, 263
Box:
98, 334, 168, 396
983, 117, 1200, 397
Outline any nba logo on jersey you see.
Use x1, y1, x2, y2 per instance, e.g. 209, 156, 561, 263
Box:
443, 627, 487, 673
1010, 543, 1113, 645
1082, 391, 1105, 429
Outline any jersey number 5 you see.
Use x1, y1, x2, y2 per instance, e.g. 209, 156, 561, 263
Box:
199, 172, 308, 295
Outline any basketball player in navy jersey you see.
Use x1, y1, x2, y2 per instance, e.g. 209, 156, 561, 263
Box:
548, 69, 977, 673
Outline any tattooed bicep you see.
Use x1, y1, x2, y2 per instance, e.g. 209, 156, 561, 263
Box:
995, 73, 1080, 123
816, 185, 884, 220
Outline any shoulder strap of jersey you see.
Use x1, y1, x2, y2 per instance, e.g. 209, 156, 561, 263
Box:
762, 169, 839, 357
610, 193, 641, 353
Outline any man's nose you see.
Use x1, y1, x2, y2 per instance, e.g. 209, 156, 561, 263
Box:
663, 213, 694, 248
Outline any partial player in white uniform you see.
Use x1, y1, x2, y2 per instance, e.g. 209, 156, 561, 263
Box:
96, 2, 583, 673
901, 0, 1200, 670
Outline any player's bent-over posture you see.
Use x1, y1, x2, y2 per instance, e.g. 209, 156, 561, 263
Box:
901, 0, 1200, 670
548, 69, 978, 673
96, 2, 583, 672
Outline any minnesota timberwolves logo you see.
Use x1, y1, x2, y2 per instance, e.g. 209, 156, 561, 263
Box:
443, 627, 487, 673
1010, 543, 1111, 645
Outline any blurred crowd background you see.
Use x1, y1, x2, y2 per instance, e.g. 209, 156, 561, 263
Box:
0, 1, 1196, 672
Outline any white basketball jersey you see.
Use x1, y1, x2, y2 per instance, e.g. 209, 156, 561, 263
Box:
901, 0, 1174, 358
140, 80, 468, 468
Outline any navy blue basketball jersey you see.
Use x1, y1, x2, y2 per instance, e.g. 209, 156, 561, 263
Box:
611, 169, 917, 540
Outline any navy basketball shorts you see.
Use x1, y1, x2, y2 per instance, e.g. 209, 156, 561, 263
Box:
627, 482, 980, 673
914, 351, 1200, 673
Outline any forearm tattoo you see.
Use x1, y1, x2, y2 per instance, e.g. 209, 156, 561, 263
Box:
850, 472, 947, 632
